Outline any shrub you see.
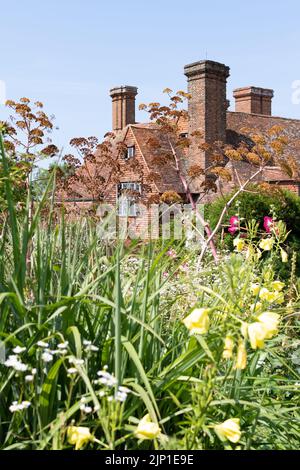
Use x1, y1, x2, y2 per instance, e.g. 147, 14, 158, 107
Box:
206, 185, 300, 274
1, 132, 300, 450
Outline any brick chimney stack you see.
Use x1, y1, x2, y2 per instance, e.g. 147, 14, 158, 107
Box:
110, 86, 138, 131
233, 87, 274, 115
184, 60, 230, 170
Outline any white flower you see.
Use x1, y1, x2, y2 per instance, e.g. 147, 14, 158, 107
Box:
25, 375, 34, 382
4, 355, 19, 365
14, 362, 28, 372
80, 404, 92, 413
31, 368, 37, 375
4, 355, 28, 372
13, 346, 26, 354
22, 401, 31, 409
67, 368, 78, 375
68, 357, 84, 365
58, 342, 69, 349
115, 385, 130, 402
84, 343, 99, 352
96, 370, 117, 387
57, 349, 68, 355
41, 352, 53, 363
115, 391, 127, 402
9, 400, 31, 412
37, 341, 49, 348
83, 340, 91, 346
9, 402, 20, 412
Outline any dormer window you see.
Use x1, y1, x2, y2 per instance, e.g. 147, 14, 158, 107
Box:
125, 145, 135, 160
179, 132, 188, 139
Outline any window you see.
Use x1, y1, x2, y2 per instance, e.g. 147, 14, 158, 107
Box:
118, 195, 137, 217
179, 132, 188, 139
118, 182, 141, 192
125, 145, 135, 160
117, 182, 141, 217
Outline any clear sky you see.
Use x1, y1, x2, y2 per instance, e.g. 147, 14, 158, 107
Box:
1, 0, 300, 156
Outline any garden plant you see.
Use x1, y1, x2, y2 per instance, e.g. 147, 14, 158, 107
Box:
1, 129, 300, 450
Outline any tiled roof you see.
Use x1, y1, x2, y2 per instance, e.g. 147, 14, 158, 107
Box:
130, 125, 185, 193
226, 111, 300, 182
59, 111, 300, 202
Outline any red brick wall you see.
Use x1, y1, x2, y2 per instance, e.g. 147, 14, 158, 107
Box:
102, 126, 161, 239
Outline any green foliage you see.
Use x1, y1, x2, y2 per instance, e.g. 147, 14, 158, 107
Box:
1, 132, 300, 450
207, 185, 300, 234
206, 185, 300, 274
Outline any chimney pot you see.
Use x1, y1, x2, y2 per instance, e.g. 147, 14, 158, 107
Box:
233, 86, 274, 115
110, 85, 138, 131
184, 60, 230, 171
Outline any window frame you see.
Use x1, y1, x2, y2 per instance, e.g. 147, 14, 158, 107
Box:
124, 145, 135, 160
117, 182, 141, 217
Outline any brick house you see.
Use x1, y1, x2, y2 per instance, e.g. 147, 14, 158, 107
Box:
59, 59, 300, 238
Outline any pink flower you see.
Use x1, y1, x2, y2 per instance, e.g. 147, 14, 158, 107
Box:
263, 216, 273, 233
230, 216, 239, 227
228, 225, 238, 235
228, 216, 240, 235
167, 249, 177, 259
180, 262, 189, 272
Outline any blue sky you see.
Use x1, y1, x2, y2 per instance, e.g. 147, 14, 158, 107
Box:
1, 0, 300, 157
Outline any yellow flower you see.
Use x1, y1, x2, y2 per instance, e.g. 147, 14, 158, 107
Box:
248, 322, 267, 349
281, 249, 288, 263
233, 238, 245, 252
259, 238, 274, 251
259, 288, 284, 304
135, 414, 161, 440
234, 341, 247, 370
259, 287, 269, 301
250, 283, 260, 296
241, 322, 248, 338
222, 336, 234, 359
67, 426, 94, 450
250, 302, 262, 313
257, 312, 280, 339
245, 312, 280, 351
256, 249, 262, 259
183, 308, 210, 335
259, 287, 273, 302
273, 292, 284, 304
214, 418, 241, 443
271, 281, 285, 292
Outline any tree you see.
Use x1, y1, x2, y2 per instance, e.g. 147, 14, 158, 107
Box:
56, 133, 145, 219
0, 98, 59, 210
139, 90, 300, 261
